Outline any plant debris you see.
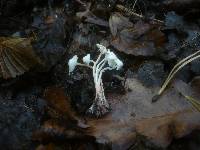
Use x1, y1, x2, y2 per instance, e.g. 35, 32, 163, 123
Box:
1, 0, 200, 149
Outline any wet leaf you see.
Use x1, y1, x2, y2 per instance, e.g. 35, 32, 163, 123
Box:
0, 37, 41, 79
86, 78, 200, 149
111, 37, 156, 56
111, 21, 165, 56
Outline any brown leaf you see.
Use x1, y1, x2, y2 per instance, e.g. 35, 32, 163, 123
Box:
44, 87, 73, 114
109, 12, 133, 37
135, 110, 200, 147
86, 78, 200, 149
111, 21, 166, 56
132, 21, 151, 38
33, 119, 88, 142
111, 37, 156, 56
76, 2, 108, 27
0, 37, 41, 79
146, 29, 166, 47
44, 87, 86, 124
33, 87, 91, 144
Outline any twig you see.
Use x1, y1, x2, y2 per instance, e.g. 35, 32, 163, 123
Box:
132, 0, 138, 11
116, 4, 164, 25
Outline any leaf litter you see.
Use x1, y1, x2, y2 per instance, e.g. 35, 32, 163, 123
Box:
1, 0, 200, 149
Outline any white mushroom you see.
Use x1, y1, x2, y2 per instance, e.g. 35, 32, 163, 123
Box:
82, 54, 91, 65
68, 55, 78, 74
68, 44, 123, 117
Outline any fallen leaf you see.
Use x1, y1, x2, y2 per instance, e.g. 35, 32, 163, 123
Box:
32, 119, 88, 142
85, 16, 109, 27
33, 87, 91, 143
76, 3, 108, 27
109, 12, 133, 37
44, 87, 88, 125
111, 20, 165, 56
86, 78, 200, 149
111, 37, 156, 56
135, 110, 200, 147
0, 37, 41, 79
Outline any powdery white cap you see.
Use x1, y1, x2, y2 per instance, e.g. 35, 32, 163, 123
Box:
106, 51, 123, 70
115, 59, 123, 70
96, 44, 107, 53
82, 54, 91, 65
68, 55, 78, 74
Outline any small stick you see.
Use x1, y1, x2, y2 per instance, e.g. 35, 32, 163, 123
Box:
116, 4, 164, 25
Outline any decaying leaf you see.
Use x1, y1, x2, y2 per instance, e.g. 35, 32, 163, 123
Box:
33, 119, 88, 142
0, 37, 41, 79
32, 81, 200, 149
33, 87, 90, 143
43, 87, 89, 127
111, 20, 165, 56
85, 78, 200, 149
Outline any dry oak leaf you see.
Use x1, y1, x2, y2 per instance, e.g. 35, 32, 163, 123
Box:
0, 37, 41, 79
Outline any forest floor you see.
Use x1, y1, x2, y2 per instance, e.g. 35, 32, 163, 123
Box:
0, 0, 200, 150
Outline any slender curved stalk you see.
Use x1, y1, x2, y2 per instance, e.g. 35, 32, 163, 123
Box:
183, 95, 200, 112
95, 58, 106, 81
161, 50, 200, 91
97, 67, 113, 84
93, 52, 104, 83
158, 54, 200, 95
